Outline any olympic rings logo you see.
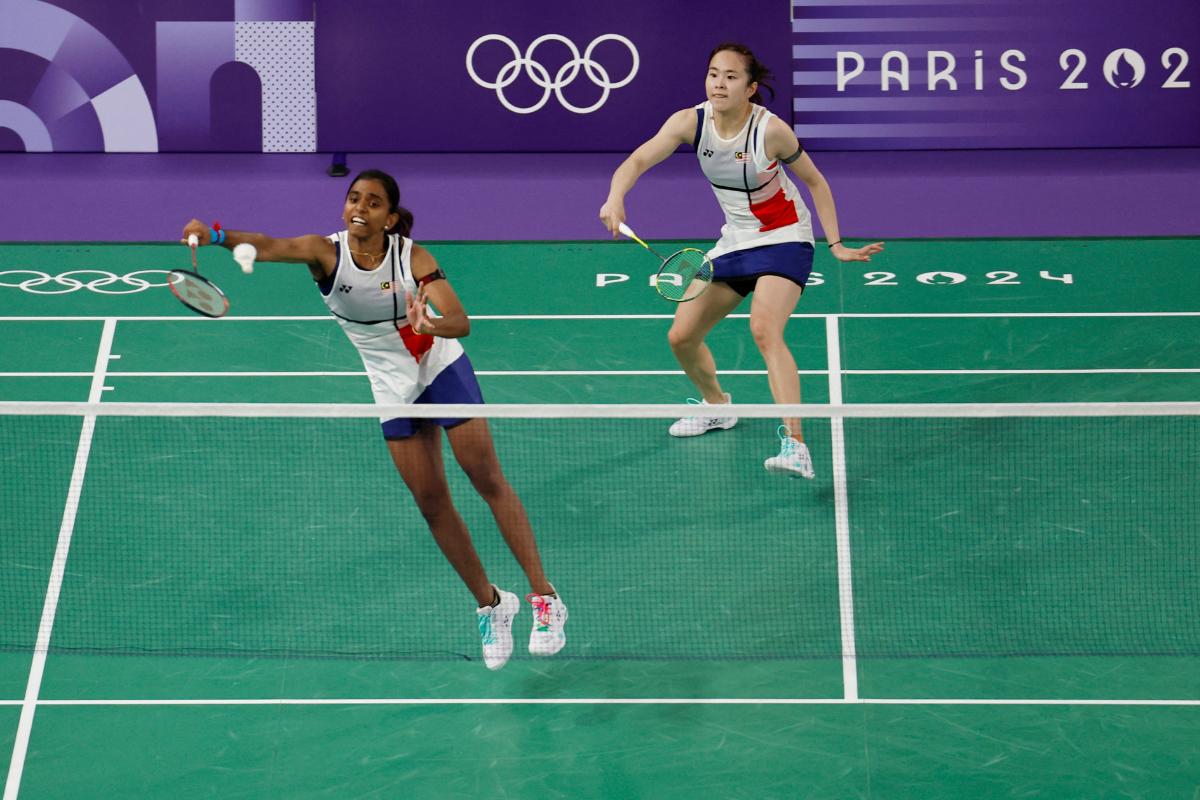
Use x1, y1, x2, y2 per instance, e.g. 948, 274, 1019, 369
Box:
466, 33, 639, 114
0, 269, 174, 295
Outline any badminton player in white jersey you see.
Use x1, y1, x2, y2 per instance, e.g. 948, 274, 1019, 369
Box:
600, 43, 884, 478
180, 169, 566, 670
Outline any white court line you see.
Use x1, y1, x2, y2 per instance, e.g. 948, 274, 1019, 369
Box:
4, 318, 116, 800
2, 311, 1200, 322
0, 697, 1194, 707
825, 317, 858, 701
4, 369, 1198, 379
103, 370, 814, 377
846, 369, 1200, 375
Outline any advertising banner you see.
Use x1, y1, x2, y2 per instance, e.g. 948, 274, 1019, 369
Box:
791, 0, 1200, 149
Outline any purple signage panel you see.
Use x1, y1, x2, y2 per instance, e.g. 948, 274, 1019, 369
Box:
791, 0, 1200, 149
0, 0, 315, 153
5, 1, 1194, 152
314, 1, 793, 152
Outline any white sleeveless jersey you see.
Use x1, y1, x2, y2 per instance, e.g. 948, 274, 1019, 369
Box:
694, 101, 814, 258
321, 231, 464, 405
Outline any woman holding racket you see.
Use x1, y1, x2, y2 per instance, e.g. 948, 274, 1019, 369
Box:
599, 43, 883, 479
180, 169, 566, 670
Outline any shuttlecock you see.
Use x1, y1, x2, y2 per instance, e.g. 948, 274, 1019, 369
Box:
233, 242, 256, 274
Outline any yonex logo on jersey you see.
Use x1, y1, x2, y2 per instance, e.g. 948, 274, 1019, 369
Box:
465, 34, 639, 115
337, 284, 352, 293
702, 148, 714, 157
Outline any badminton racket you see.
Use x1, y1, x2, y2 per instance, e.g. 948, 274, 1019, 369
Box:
618, 222, 713, 302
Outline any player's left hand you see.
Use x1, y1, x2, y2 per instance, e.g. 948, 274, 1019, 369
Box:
831, 241, 885, 263
406, 288, 432, 334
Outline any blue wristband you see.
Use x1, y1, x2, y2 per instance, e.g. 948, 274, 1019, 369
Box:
211, 227, 225, 245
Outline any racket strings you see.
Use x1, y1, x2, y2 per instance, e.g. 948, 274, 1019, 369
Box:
168, 270, 229, 318
657, 248, 713, 302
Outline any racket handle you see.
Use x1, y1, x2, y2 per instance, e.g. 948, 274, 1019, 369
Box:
187, 234, 199, 249
617, 221, 652, 251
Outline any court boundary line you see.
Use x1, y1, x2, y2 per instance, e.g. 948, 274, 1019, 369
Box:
2, 311, 1200, 322
6, 401, 1199, 418
4, 318, 115, 800
5, 369, 1199, 379
825, 317, 858, 701
0, 698, 1195, 707
0, 370, 825, 378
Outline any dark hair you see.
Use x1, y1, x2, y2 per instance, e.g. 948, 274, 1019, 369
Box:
708, 43, 775, 105
348, 169, 414, 237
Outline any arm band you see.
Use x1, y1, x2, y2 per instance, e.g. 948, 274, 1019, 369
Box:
827, 240, 842, 249
417, 268, 446, 287
210, 223, 225, 246
782, 146, 804, 164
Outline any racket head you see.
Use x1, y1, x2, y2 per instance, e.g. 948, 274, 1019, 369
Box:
654, 248, 713, 302
167, 269, 230, 318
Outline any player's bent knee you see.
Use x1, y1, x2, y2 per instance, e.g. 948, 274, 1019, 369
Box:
667, 326, 699, 351
466, 466, 509, 500
749, 321, 785, 350
409, 487, 454, 520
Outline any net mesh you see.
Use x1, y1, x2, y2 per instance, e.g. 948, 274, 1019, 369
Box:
3, 402, 1197, 662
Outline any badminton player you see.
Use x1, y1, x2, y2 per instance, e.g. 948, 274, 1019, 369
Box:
599, 43, 884, 478
181, 169, 566, 670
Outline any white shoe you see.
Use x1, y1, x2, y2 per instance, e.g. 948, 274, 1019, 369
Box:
668, 393, 737, 437
527, 588, 568, 656
476, 586, 520, 670
764, 426, 815, 479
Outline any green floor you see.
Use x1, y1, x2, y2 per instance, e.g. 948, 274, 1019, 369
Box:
2, 238, 1199, 798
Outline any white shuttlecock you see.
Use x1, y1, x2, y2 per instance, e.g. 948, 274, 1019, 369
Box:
233, 242, 256, 274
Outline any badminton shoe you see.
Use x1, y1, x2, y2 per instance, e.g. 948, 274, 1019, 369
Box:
668, 393, 738, 437
764, 426, 815, 479
477, 586, 520, 670
527, 589, 568, 656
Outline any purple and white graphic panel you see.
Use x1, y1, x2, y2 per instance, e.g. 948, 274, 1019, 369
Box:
0, 0, 314, 152
791, 0, 1200, 149
0, 0, 156, 151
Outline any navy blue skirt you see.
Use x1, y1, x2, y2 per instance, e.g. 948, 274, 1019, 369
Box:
712, 242, 814, 297
381, 353, 485, 440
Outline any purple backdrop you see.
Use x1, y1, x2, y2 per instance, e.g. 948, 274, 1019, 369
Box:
313, 1, 791, 151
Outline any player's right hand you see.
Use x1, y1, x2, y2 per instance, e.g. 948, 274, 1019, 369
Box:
180, 219, 210, 246
598, 200, 626, 238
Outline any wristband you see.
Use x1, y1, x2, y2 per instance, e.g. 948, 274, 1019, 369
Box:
211, 222, 225, 246
827, 240, 842, 249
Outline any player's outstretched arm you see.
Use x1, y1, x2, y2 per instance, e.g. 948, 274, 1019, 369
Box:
765, 119, 885, 263
180, 219, 337, 273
